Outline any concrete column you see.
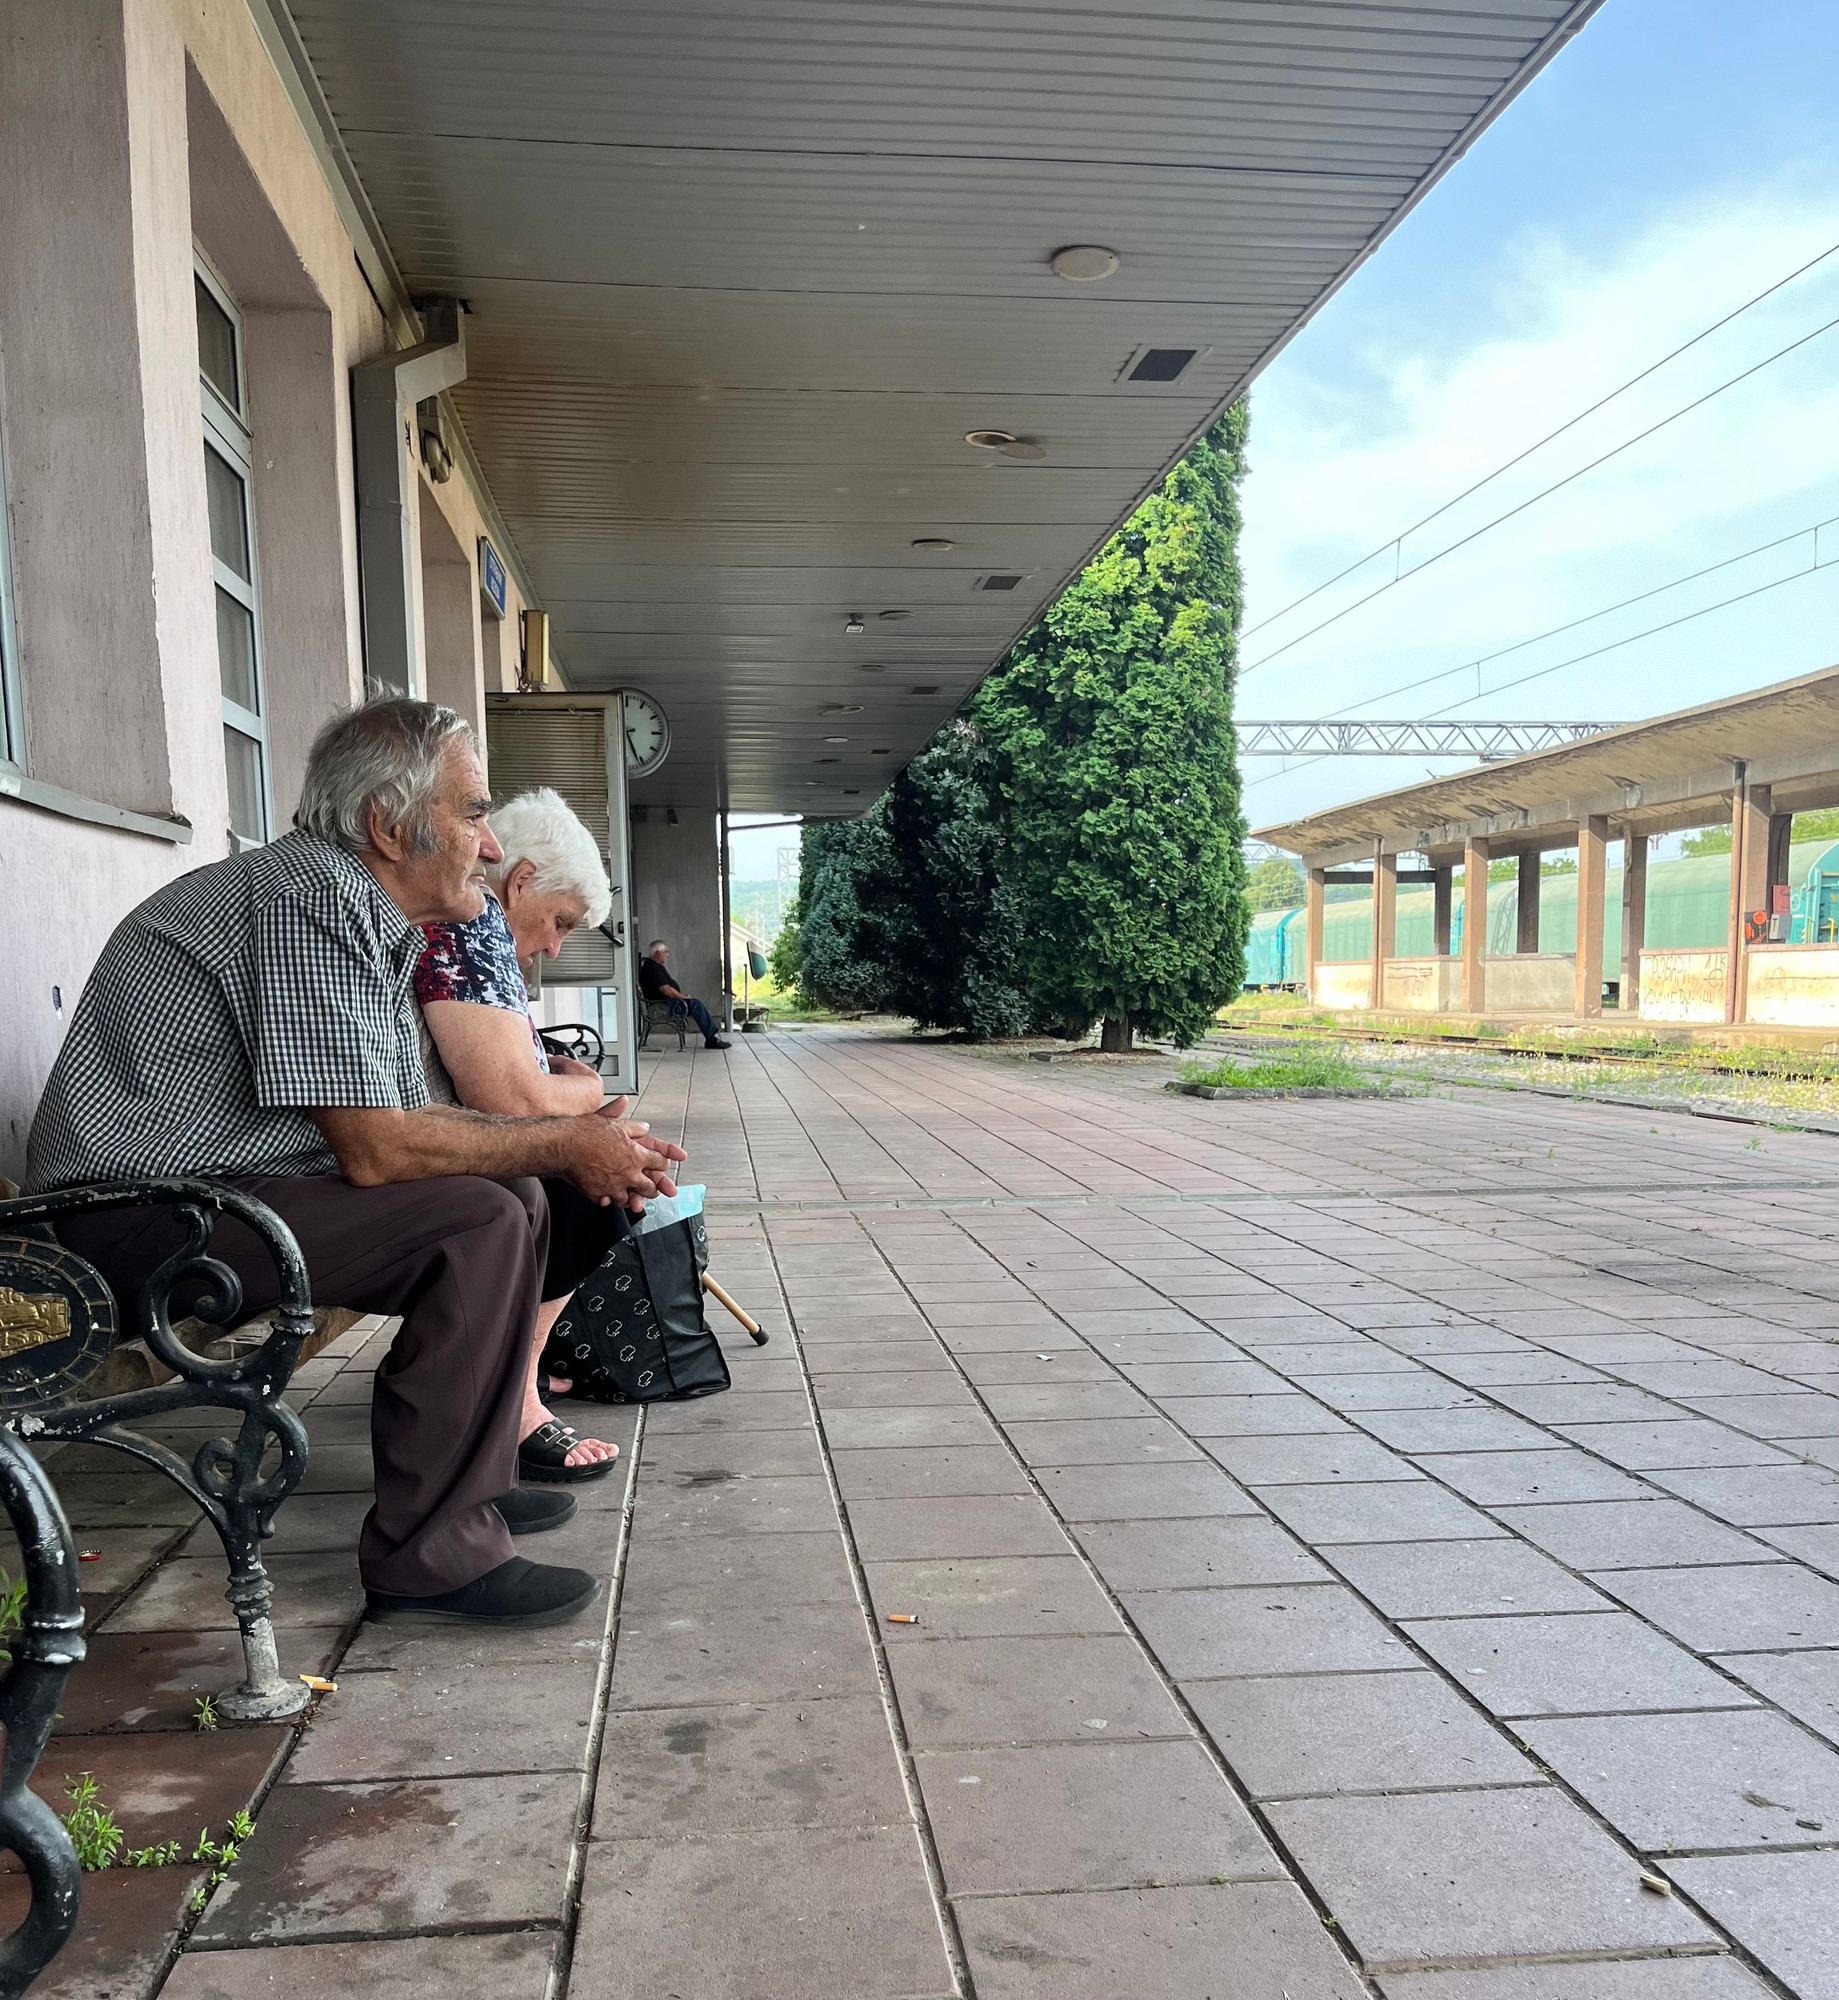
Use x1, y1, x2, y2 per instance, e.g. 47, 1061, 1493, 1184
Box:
1305, 866, 1327, 1002
1516, 851, 1541, 953
1461, 837, 1489, 1015
1621, 832, 1648, 1015
1371, 844, 1397, 1009
1433, 867, 1453, 956
1575, 815, 1608, 1019
631, 808, 724, 1013
1726, 770, 1773, 1024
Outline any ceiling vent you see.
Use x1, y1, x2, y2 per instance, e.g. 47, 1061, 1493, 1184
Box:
1120, 346, 1203, 384
977, 574, 1024, 592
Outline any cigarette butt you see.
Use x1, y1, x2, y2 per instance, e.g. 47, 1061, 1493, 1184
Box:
886, 1613, 919, 1626
299, 1674, 338, 1694
1639, 1871, 1672, 1897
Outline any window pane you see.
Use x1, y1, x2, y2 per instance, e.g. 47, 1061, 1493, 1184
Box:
224, 725, 266, 844
204, 446, 250, 581
196, 276, 239, 412
215, 587, 258, 712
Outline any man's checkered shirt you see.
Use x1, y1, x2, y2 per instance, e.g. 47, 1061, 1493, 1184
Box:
26, 831, 430, 1192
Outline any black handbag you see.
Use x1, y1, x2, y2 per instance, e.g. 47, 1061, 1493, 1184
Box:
543, 1204, 731, 1403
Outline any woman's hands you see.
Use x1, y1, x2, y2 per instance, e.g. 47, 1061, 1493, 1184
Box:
566, 1093, 687, 1210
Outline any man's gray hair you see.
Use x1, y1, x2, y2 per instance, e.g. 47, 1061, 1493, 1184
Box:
648, 939, 669, 954
295, 698, 476, 855
486, 788, 613, 928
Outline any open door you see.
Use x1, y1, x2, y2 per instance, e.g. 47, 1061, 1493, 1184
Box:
484, 692, 640, 1091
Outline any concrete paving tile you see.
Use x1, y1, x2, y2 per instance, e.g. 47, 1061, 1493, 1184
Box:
1037, 1461, 1263, 1521
1125, 1582, 1407, 1679
0, 1863, 213, 2000
646, 1389, 816, 1434
241, 1490, 373, 1556
1073, 1516, 1326, 1591
1522, 1709, 1839, 1851
1372, 1327, 1530, 1357
633, 1470, 840, 1537
1666, 1849, 1839, 1999
196, 1772, 576, 1942
1430, 1354, 1607, 1387
811, 1370, 976, 1410
294, 1443, 381, 1492
1092, 1332, 1260, 1363
1413, 1449, 1653, 1506
805, 1340, 956, 1374
1261, 1342, 1423, 1376
1188, 1669, 1535, 1799
1305, 1374, 1486, 1412
1779, 1433, 1839, 1470
1617, 1360, 1805, 1397
1754, 1521, 1839, 1574
611, 1601, 876, 1709
55, 1628, 344, 1735
577, 1824, 952, 2000
978, 1381, 1151, 1420
99, 1551, 362, 1634
1159, 1394, 1352, 1438
644, 1427, 826, 1478
955, 1880, 1367, 2000
831, 1445, 1030, 1500
1683, 1391, 1839, 1438
1552, 1420, 1793, 1471
1495, 1500, 1778, 1572
1206, 1435, 1425, 1486
822, 1406, 997, 1450
594, 1691, 908, 1836
1112, 1361, 1292, 1397
1357, 1408, 1555, 1454
622, 1527, 856, 1612
1258, 1481, 1501, 1545
34, 1467, 203, 1530
163, 1933, 556, 2000
845, 1494, 1072, 1561
1488, 1384, 1688, 1424
954, 1348, 1121, 1385
1649, 1462, 1839, 1524
1375, 1959, 1772, 1999
934, 1319, 1087, 1352
888, 1633, 1186, 1747
285, 1657, 596, 1783
1719, 1648, 1839, 1744
1589, 1562, 1839, 1651
1002, 1416, 1204, 1467
1327, 1538, 1610, 1619
1403, 1611, 1754, 1718
918, 1738, 1276, 1893
1268, 1786, 1715, 1965
864, 1555, 1120, 1639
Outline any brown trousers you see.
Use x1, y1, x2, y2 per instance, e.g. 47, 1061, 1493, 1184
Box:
59, 1173, 546, 1596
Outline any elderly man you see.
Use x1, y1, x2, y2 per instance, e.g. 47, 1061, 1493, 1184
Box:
27, 698, 684, 1628
637, 939, 730, 1050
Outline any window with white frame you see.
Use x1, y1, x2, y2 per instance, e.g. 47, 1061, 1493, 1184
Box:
196, 263, 271, 848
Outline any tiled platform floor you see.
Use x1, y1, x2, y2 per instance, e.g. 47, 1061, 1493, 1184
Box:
22, 1025, 1839, 1997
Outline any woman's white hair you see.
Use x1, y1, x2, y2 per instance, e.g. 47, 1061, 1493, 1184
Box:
486, 788, 613, 927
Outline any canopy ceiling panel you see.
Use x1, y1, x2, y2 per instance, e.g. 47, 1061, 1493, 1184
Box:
282, 0, 1600, 809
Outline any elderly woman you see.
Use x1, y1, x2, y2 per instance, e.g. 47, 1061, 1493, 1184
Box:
415, 786, 633, 1481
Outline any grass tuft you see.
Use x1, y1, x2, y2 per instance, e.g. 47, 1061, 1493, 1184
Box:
1181, 1045, 1367, 1092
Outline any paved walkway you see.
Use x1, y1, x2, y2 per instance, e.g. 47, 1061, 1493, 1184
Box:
21, 1026, 1839, 1997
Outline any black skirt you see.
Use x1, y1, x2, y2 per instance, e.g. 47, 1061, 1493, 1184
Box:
541, 1177, 631, 1301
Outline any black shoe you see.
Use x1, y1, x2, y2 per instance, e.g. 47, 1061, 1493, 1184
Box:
704, 1037, 732, 1050
365, 1556, 601, 1627
494, 1487, 579, 1535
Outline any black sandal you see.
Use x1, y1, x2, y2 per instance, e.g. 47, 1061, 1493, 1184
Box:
519, 1418, 618, 1484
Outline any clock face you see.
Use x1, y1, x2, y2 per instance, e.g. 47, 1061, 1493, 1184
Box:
622, 690, 670, 776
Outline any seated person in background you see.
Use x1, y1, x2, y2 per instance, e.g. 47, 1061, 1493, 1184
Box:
27, 697, 685, 1628
638, 939, 730, 1050
416, 786, 633, 1483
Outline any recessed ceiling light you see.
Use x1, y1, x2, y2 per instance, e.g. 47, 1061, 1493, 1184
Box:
911, 537, 955, 551
816, 756, 840, 764
844, 615, 865, 635
856, 663, 886, 674
822, 703, 864, 714
824, 736, 849, 743
977, 574, 1024, 591
872, 748, 890, 755
1050, 244, 1120, 282
878, 609, 912, 622
965, 430, 1017, 450
843, 788, 861, 796
997, 438, 1046, 461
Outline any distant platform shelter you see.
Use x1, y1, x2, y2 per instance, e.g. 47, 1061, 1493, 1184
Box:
1251, 665, 1839, 1035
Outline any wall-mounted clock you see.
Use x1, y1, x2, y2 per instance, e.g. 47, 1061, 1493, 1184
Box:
622, 689, 670, 778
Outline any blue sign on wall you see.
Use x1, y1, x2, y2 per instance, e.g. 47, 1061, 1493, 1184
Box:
478, 538, 507, 620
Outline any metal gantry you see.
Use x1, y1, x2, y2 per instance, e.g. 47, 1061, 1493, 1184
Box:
1237, 720, 1621, 758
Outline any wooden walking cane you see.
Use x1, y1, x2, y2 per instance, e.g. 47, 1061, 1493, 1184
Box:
703, 1272, 770, 1345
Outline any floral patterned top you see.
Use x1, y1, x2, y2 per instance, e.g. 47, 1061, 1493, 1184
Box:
415, 894, 550, 1073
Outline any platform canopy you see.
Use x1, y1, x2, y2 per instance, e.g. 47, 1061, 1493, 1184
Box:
270, 0, 1599, 811
1254, 664, 1839, 867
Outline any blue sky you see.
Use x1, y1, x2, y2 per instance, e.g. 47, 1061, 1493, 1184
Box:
1238, 0, 1839, 833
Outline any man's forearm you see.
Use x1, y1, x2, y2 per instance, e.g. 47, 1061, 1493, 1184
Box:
314, 1103, 586, 1187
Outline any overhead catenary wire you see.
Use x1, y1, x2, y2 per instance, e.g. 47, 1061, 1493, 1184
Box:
1241, 305, 1839, 679
1242, 236, 1839, 644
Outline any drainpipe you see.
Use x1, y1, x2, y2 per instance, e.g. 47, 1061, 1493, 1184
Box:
352, 299, 467, 696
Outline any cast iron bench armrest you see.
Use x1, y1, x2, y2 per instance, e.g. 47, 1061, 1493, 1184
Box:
0, 1179, 316, 1727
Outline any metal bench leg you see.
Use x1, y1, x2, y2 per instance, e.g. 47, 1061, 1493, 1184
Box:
199, 1403, 313, 1722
